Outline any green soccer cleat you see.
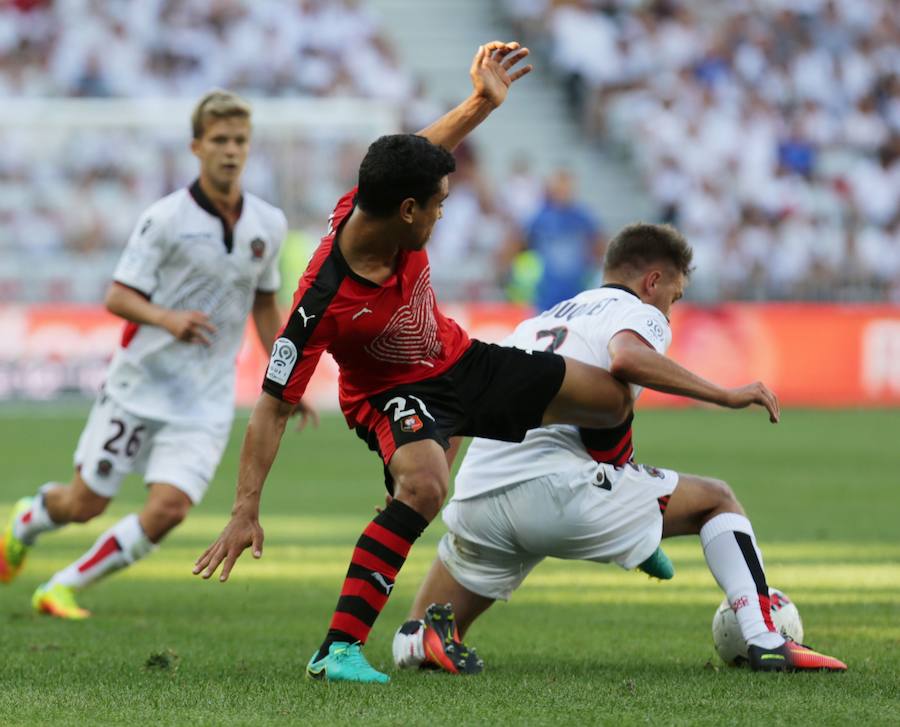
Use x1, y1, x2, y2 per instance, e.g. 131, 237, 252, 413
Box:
0, 497, 33, 584
32, 583, 91, 620
637, 546, 675, 580
306, 642, 390, 684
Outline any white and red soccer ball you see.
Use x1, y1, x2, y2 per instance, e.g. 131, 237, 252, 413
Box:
712, 587, 804, 665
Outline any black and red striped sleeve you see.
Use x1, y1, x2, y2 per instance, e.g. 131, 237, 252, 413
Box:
579, 412, 635, 465
262, 243, 346, 404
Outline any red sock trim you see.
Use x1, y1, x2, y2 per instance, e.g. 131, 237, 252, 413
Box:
328, 611, 371, 644
363, 521, 413, 558
340, 577, 389, 612
77, 536, 121, 574
351, 547, 399, 579
758, 593, 777, 632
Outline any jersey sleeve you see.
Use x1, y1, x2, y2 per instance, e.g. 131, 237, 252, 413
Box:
608, 304, 672, 355
112, 207, 169, 296
256, 210, 287, 294
262, 325, 330, 405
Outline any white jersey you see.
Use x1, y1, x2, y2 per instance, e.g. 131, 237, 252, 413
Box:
455, 285, 672, 500
105, 181, 286, 425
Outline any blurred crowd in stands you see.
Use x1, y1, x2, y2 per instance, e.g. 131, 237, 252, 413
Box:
0, 0, 411, 99
503, 0, 900, 300
0, 0, 897, 304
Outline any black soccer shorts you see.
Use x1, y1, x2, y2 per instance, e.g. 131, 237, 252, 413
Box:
354, 340, 566, 493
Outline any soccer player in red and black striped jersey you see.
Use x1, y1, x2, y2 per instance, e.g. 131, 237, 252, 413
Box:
193, 42, 641, 683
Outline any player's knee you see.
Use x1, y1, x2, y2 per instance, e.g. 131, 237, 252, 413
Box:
706, 478, 744, 515
148, 497, 191, 531
394, 469, 447, 521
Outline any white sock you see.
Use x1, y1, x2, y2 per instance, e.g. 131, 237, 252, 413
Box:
700, 513, 785, 650
13, 483, 63, 545
392, 619, 426, 668
50, 514, 156, 590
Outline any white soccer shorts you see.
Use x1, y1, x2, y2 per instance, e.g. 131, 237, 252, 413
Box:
438, 460, 679, 601
73, 392, 230, 504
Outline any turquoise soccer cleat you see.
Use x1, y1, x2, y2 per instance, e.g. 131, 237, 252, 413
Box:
0, 498, 33, 584
306, 642, 390, 684
637, 546, 675, 580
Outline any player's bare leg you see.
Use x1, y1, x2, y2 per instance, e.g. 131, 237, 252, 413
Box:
660, 474, 744, 537
392, 439, 450, 521
408, 558, 495, 637
138, 483, 192, 543
663, 474, 845, 671
309, 440, 443, 683
43, 472, 111, 525
541, 357, 632, 430
33, 481, 186, 620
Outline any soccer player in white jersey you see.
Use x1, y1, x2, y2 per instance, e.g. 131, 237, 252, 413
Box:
0, 90, 312, 619
392, 223, 847, 673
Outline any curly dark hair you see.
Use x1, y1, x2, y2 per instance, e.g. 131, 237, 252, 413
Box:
356, 134, 456, 218
604, 222, 694, 277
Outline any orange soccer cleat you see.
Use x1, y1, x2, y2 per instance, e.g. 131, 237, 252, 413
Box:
421, 603, 484, 675
749, 638, 847, 672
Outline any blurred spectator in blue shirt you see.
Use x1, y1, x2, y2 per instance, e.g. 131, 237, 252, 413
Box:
503, 169, 604, 312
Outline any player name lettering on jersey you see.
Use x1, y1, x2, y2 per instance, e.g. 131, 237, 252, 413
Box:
540, 298, 616, 322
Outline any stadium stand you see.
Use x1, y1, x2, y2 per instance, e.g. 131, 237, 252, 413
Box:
1, 0, 897, 303
499, 0, 900, 301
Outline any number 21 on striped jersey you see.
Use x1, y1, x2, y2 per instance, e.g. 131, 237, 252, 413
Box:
383, 395, 435, 422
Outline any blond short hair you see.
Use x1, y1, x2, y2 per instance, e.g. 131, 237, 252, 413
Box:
191, 90, 252, 139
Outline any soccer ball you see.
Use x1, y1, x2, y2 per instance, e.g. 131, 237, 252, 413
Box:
712, 587, 803, 665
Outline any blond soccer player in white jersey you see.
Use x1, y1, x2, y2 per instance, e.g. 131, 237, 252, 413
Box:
391, 223, 847, 674
0, 90, 314, 619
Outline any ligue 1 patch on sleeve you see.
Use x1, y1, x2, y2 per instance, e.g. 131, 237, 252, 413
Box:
645, 317, 666, 343
266, 337, 298, 385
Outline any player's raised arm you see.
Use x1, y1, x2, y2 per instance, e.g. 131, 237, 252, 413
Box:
417, 41, 532, 152
608, 331, 780, 423
193, 392, 293, 581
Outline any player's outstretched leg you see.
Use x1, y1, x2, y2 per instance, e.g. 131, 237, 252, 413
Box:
34, 513, 155, 619
665, 475, 846, 671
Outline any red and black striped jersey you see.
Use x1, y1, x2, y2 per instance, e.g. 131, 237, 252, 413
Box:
263, 188, 471, 425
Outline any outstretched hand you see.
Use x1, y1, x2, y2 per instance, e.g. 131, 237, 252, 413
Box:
192, 513, 264, 582
470, 41, 532, 109
724, 382, 781, 423
292, 398, 320, 432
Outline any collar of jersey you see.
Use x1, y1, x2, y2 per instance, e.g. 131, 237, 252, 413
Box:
189, 179, 243, 253
600, 283, 640, 299
330, 206, 403, 289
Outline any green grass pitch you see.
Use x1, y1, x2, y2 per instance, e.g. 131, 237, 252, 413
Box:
1, 407, 898, 726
